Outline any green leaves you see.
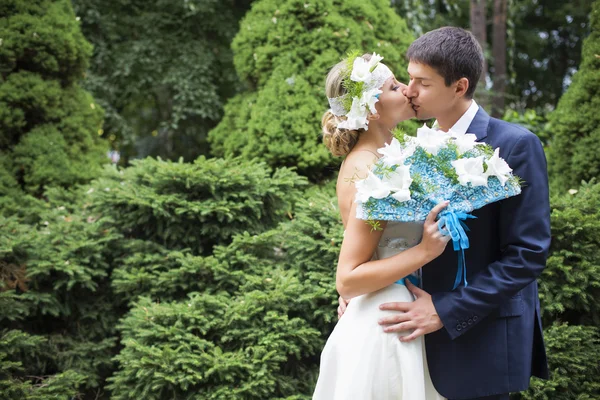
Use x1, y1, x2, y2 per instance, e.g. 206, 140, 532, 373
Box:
538, 181, 600, 326
547, 1, 600, 192
0, 0, 107, 199
515, 324, 600, 400
72, 0, 252, 160
210, 0, 414, 181
87, 156, 307, 254
103, 176, 341, 398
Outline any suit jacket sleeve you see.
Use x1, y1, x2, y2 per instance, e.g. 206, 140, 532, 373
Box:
431, 130, 551, 340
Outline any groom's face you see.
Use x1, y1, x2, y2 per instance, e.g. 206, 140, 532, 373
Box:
405, 61, 458, 121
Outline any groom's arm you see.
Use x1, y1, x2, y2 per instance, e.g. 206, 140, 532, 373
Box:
431, 129, 551, 340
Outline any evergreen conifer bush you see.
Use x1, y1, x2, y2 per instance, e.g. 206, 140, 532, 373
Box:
0, 0, 112, 395
88, 156, 307, 255
546, 0, 600, 192
1, 154, 308, 397
515, 324, 600, 400
107, 188, 342, 398
0, 193, 121, 396
209, 0, 414, 181
0, 0, 106, 205
538, 181, 600, 325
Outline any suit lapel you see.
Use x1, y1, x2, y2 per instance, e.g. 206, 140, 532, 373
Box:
466, 106, 490, 142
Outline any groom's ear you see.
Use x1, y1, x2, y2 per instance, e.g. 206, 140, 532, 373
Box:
454, 77, 470, 98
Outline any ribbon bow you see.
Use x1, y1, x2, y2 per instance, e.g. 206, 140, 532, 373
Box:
437, 210, 477, 289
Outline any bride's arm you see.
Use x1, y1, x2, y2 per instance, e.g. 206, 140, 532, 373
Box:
335, 152, 449, 300
336, 201, 449, 299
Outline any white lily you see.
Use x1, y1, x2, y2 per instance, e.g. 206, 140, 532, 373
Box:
338, 97, 369, 131
355, 170, 391, 203
451, 156, 488, 187
367, 53, 384, 70
416, 124, 451, 155
484, 148, 512, 186
377, 138, 415, 167
361, 88, 382, 114
448, 129, 483, 155
382, 165, 413, 202
350, 57, 372, 82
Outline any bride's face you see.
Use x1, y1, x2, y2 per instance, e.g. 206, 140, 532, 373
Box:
372, 76, 415, 128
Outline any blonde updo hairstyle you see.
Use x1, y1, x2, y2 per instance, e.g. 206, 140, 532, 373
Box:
322, 53, 373, 157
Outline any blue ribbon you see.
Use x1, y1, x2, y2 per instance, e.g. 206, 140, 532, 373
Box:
437, 210, 477, 289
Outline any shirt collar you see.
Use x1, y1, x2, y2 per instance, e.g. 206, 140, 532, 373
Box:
432, 100, 479, 134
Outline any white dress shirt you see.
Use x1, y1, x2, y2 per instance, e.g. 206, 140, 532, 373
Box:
432, 100, 480, 134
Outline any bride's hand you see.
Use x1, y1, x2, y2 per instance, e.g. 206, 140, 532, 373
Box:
337, 296, 350, 319
418, 201, 452, 262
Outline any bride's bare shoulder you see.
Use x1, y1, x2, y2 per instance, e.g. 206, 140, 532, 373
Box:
336, 149, 380, 219
338, 149, 380, 188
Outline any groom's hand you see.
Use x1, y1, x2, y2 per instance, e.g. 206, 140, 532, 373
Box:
377, 281, 443, 342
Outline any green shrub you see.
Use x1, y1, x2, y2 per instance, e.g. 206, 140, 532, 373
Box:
87, 156, 307, 255
0, 0, 106, 203
538, 181, 600, 326
106, 186, 341, 398
502, 109, 549, 146
71, 0, 254, 161
546, 1, 600, 192
514, 324, 600, 400
1, 154, 307, 398
209, 0, 414, 181
0, 195, 121, 396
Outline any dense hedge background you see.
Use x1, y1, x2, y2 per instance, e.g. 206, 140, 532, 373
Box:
0, 0, 598, 399
208, 0, 416, 182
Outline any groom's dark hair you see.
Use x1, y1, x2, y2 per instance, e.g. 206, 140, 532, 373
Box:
406, 27, 484, 99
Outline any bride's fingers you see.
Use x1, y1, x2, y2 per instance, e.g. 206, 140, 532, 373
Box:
383, 321, 417, 333
425, 201, 450, 226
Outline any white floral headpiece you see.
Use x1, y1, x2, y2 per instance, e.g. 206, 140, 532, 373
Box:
327, 52, 393, 131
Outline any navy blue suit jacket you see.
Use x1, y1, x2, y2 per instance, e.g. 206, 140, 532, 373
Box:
422, 107, 551, 399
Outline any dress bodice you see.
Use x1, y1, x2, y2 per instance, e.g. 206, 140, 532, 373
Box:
374, 221, 424, 260
373, 221, 424, 284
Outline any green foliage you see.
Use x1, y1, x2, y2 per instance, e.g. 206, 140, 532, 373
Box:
72, 0, 254, 161
0, 3, 111, 394
0, 328, 87, 400
0, 194, 121, 396
514, 324, 600, 400
87, 156, 307, 255
0, 0, 106, 202
519, 181, 600, 398
537, 181, 600, 326
510, 0, 592, 111
0, 0, 92, 83
1, 154, 308, 398
107, 187, 342, 398
209, 0, 414, 181
392, 0, 592, 113
546, 1, 600, 192
502, 109, 550, 146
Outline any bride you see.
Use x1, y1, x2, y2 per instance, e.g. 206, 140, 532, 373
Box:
313, 53, 449, 399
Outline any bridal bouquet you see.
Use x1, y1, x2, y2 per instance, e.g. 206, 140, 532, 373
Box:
354, 124, 522, 289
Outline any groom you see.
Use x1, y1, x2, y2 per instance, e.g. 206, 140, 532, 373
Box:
340, 27, 551, 399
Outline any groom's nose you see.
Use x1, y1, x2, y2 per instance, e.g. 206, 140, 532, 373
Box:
405, 82, 418, 99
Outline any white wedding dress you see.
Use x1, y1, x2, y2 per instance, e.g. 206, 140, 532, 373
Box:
313, 221, 445, 400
